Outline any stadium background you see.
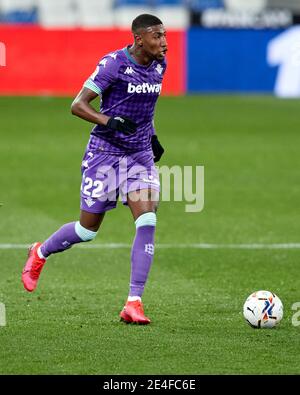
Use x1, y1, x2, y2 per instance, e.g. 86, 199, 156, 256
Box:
1, 0, 300, 96
0, 0, 300, 376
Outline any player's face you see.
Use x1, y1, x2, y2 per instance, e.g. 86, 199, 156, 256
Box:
139, 24, 168, 61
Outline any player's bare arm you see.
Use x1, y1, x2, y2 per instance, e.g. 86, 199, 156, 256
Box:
71, 87, 110, 126
71, 87, 137, 135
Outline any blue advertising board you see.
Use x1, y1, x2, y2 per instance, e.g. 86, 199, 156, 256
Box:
187, 28, 284, 93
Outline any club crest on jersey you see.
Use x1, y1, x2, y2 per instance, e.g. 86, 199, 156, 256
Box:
124, 66, 135, 75
127, 82, 162, 94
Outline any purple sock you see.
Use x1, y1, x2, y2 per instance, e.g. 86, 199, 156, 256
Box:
129, 225, 156, 298
40, 221, 90, 258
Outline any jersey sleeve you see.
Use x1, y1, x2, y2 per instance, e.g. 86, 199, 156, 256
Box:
84, 53, 119, 95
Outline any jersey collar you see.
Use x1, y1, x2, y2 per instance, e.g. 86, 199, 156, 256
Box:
123, 46, 154, 68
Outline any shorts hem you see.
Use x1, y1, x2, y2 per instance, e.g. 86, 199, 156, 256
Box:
126, 184, 160, 195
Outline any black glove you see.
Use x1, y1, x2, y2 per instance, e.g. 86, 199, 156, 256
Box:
106, 116, 137, 135
151, 134, 164, 163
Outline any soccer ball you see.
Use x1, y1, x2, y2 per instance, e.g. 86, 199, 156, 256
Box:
243, 290, 283, 329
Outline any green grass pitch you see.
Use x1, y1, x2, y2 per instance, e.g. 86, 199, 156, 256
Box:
0, 96, 299, 374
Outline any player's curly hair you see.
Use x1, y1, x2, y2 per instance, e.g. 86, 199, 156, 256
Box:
131, 14, 163, 33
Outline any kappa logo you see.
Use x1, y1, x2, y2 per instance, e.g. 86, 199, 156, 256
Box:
99, 59, 107, 68
155, 64, 163, 75
109, 52, 117, 60
82, 160, 89, 168
62, 241, 71, 248
84, 197, 96, 208
82, 152, 93, 169
124, 66, 135, 75
127, 82, 162, 94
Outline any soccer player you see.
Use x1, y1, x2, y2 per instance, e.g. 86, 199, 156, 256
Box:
21, 14, 167, 325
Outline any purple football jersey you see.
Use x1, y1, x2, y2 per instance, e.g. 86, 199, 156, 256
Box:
83, 46, 167, 154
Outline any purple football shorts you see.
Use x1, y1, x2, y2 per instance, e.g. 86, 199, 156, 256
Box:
80, 146, 160, 213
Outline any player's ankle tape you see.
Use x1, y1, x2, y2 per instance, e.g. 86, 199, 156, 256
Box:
135, 212, 156, 228
75, 221, 97, 241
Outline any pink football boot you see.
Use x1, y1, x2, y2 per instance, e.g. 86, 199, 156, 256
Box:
22, 242, 46, 292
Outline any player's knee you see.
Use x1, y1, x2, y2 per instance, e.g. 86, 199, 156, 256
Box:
75, 221, 98, 242
148, 189, 159, 212
135, 212, 157, 228
153, 201, 159, 213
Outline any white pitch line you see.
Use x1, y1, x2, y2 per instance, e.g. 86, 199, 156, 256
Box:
1, 243, 300, 250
